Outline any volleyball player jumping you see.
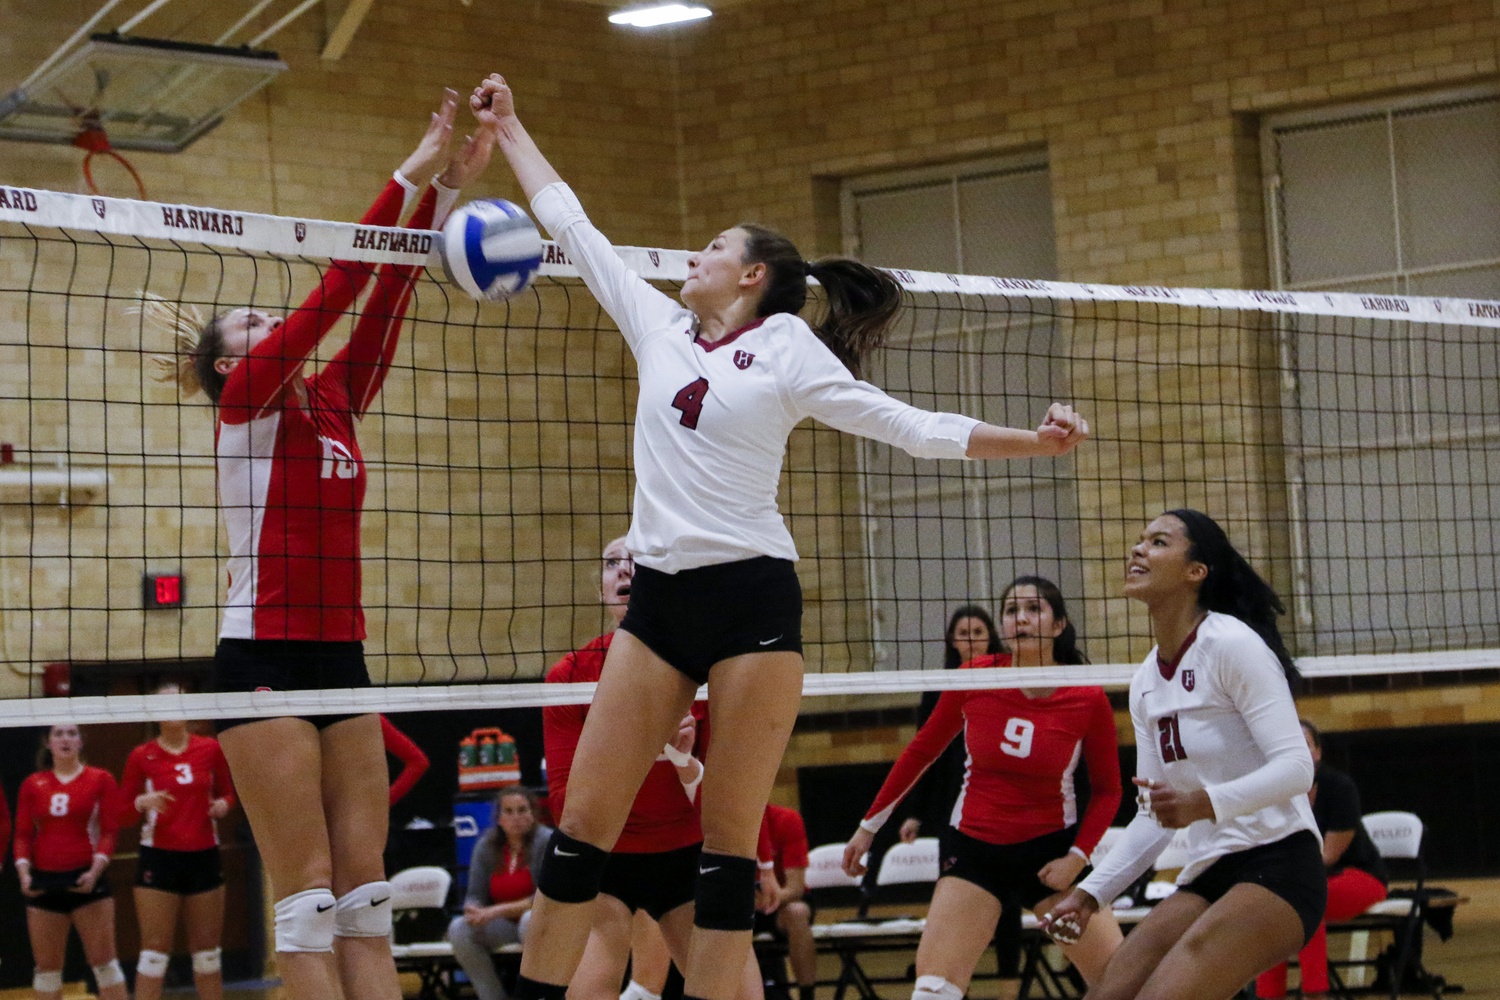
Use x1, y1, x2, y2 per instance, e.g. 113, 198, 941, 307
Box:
546, 537, 763, 1000
1043, 510, 1322, 1000
843, 575, 1124, 1000
120, 683, 237, 1000
155, 90, 498, 1000
14, 724, 127, 1000
475, 72, 1089, 1000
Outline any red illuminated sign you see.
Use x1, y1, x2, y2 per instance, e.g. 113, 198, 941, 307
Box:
143, 574, 185, 609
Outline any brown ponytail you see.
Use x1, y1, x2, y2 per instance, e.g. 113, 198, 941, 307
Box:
739, 224, 902, 378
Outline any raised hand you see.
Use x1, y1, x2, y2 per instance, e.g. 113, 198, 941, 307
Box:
1034, 402, 1089, 456
399, 88, 459, 184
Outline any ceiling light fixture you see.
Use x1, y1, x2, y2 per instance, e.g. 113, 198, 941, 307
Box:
608, 3, 712, 28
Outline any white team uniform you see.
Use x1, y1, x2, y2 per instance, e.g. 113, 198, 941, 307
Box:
1078, 612, 1317, 905
531, 183, 980, 575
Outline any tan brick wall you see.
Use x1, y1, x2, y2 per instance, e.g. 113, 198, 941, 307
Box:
1, 0, 1495, 720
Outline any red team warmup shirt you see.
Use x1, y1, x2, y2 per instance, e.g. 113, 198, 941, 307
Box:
217, 179, 435, 641
14, 767, 120, 872
120, 735, 236, 852
545, 632, 709, 853
762, 803, 810, 885
864, 654, 1122, 855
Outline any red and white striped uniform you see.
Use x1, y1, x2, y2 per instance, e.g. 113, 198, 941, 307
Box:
217, 177, 435, 640
545, 632, 710, 853
14, 767, 120, 871
862, 654, 1122, 855
120, 735, 236, 851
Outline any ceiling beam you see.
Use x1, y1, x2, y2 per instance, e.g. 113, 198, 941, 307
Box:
322, 0, 377, 61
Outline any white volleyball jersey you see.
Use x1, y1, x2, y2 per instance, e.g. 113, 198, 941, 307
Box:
1077, 612, 1317, 905
532, 183, 980, 574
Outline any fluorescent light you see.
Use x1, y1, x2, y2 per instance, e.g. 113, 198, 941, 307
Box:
608, 3, 712, 27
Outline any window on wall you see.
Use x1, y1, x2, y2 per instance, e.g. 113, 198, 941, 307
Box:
1265, 88, 1500, 655
841, 156, 1078, 672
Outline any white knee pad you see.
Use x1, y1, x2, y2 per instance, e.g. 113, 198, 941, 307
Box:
334, 880, 394, 938
33, 969, 63, 994
136, 949, 171, 979
913, 976, 963, 1000
92, 959, 126, 989
192, 947, 223, 975
621, 980, 663, 1000
274, 888, 337, 953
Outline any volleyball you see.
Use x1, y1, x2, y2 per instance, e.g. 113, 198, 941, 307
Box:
440, 198, 544, 302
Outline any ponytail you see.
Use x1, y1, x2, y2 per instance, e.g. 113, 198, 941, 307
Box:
1166, 508, 1299, 687
138, 293, 228, 403
739, 224, 902, 378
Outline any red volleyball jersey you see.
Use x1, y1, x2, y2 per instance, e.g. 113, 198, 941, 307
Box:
545, 632, 708, 853
120, 735, 236, 852
865, 654, 1122, 854
217, 179, 435, 641
14, 767, 120, 871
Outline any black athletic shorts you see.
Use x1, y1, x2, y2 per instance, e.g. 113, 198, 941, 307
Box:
135, 845, 225, 896
26, 867, 113, 914
939, 825, 1081, 911
1178, 830, 1327, 945
212, 638, 371, 731
599, 842, 701, 920
620, 556, 803, 685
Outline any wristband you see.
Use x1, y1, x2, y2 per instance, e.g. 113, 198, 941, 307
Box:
661, 743, 695, 768
858, 818, 881, 834
757, 860, 776, 870
1069, 846, 1090, 862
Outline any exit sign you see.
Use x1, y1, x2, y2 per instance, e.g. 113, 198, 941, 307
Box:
143, 574, 185, 609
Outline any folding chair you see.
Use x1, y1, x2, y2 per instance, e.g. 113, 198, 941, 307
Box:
388, 866, 456, 1000
1327, 811, 1440, 1000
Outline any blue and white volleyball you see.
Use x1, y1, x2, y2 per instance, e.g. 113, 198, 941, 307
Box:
440, 199, 543, 302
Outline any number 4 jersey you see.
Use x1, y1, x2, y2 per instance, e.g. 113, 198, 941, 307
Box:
120, 735, 236, 852
860, 653, 1122, 856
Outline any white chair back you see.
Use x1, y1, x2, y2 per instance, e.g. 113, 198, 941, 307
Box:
1362, 811, 1424, 860
1090, 826, 1127, 867
805, 843, 861, 890
875, 836, 940, 886
1151, 828, 1194, 872
389, 866, 452, 911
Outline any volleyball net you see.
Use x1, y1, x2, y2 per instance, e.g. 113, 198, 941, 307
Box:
2, 185, 1499, 725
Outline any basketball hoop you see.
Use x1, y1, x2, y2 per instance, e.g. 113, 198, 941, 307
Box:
73, 111, 147, 200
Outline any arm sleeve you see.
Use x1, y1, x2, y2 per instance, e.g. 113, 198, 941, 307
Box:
783, 811, 810, 871
325, 186, 438, 418
118, 748, 146, 826
1072, 693, 1123, 857
218, 179, 406, 423
12, 778, 33, 864
782, 331, 979, 460
93, 771, 121, 858
381, 715, 431, 806
861, 691, 966, 832
1076, 686, 1173, 906
541, 654, 585, 822
1202, 641, 1315, 823
211, 740, 238, 811
529, 182, 687, 355
465, 829, 497, 907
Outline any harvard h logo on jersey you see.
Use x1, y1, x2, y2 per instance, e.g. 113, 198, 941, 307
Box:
1181, 668, 1195, 691
733, 350, 755, 370
320, 436, 357, 479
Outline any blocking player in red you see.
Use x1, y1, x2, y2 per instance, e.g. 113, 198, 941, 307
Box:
14, 724, 127, 1000
121, 683, 237, 1000
843, 576, 1124, 1000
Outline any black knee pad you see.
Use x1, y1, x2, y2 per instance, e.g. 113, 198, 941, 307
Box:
535, 830, 608, 905
693, 853, 757, 931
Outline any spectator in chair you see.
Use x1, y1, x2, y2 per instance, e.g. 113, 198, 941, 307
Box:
756, 803, 817, 1000
449, 787, 554, 1000
1254, 720, 1389, 1000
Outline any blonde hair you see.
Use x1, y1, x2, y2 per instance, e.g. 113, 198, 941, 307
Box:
136, 293, 221, 401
